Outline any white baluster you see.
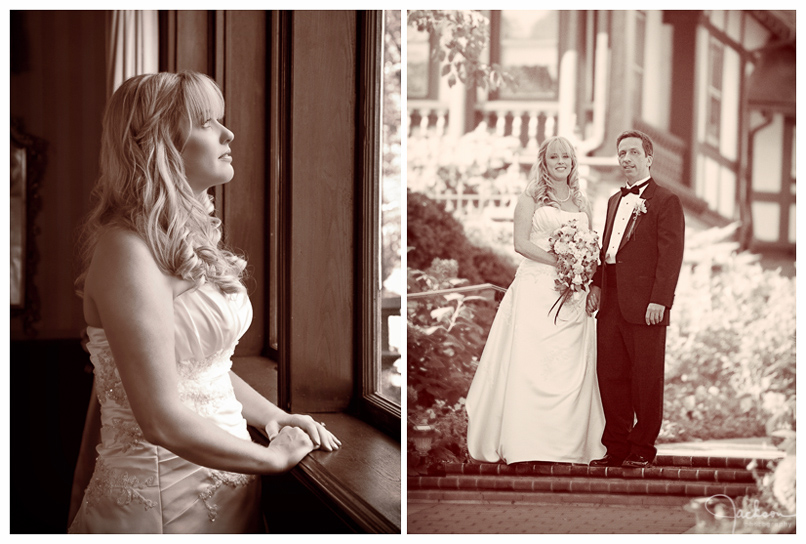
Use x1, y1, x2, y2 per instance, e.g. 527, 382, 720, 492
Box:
419, 109, 431, 137
527, 111, 539, 151
511, 112, 523, 147
475, 112, 489, 133
435, 109, 447, 137
544, 114, 555, 141
496, 111, 507, 138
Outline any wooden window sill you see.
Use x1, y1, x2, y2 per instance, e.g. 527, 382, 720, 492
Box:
233, 356, 401, 533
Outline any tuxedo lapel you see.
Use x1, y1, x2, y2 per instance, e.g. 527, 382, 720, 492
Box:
618, 178, 657, 252
602, 192, 621, 256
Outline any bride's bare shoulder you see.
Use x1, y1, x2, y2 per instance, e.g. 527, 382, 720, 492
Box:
93, 228, 153, 265
86, 228, 167, 292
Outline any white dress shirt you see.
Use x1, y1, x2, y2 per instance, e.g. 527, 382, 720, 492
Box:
605, 176, 650, 264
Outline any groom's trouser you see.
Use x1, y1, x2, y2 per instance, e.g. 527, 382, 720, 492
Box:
596, 269, 666, 460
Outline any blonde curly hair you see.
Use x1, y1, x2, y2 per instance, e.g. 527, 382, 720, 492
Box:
524, 136, 590, 219
75, 71, 246, 297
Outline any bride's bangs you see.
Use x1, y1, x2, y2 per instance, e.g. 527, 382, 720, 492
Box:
545, 138, 575, 164
183, 73, 225, 127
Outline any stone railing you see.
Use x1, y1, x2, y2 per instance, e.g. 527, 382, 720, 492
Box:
473, 101, 559, 152
407, 100, 560, 152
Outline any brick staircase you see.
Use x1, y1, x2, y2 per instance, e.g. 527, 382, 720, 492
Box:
409, 454, 772, 506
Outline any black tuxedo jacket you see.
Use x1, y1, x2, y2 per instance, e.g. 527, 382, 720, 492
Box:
591, 178, 685, 326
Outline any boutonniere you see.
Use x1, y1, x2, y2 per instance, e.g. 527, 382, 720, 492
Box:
633, 198, 648, 218
624, 199, 647, 242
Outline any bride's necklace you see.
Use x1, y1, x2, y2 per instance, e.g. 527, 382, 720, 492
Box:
553, 184, 571, 202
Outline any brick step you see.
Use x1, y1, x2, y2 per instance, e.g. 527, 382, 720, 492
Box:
440, 462, 759, 483
408, 473, 756, 498
409, 489, 694, 507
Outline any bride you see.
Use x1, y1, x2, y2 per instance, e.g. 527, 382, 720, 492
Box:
69, 71, 340, 533
466, 136, 606, 465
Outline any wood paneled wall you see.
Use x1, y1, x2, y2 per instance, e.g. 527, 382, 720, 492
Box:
161, 10, 267, 357
10, 10, 106, 339
10, 11, 361, 413
286, 12, 357, 412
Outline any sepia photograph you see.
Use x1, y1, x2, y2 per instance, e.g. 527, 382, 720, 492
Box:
4, 6, 799, 537
8, 9, 401, 534
406, 9, 795, 534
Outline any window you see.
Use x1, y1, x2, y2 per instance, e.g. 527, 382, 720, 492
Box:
380, 10, 402, 405
492, 10, 559, 100
357, 10, 402, 432
706, 37, 724, 146
633, 11, 646, 118
407, 25, 432, 99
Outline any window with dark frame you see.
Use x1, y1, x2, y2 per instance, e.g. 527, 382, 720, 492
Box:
262, 11, 401, 438
633, 10, 646, 118
706, 36, 724, 146
491, 10, 559, 101
407, 25, 432, 99
356, 10, 402, 435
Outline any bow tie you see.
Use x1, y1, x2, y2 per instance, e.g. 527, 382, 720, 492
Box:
620, 181, 648, 197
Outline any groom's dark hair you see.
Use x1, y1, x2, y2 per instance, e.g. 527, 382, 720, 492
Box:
617, 130, 654, 159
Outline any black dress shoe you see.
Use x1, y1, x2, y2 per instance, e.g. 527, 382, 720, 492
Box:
589, 453, 624, 467
622, 453, 654, 468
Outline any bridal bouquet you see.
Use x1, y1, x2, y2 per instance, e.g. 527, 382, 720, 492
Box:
547, 219, 600, 323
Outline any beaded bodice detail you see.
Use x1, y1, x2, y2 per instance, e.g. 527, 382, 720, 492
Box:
70, 284, 260, 532
87, 283, 254, 453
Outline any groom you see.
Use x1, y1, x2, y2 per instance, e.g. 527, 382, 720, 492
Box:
586, 130, 685, 468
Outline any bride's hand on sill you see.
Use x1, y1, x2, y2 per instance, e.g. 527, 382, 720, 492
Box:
265, 425, 316, 471
266, 414, 342, 452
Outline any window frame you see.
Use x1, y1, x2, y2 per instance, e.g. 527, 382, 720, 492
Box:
354, 10, 401, 439
406, 25, 438, 100
633, 10, 647, 119
489, 10, 561, 102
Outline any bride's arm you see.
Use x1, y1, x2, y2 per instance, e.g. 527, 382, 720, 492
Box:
229, 371, 341, 451
86, 228, 314, 474
513, 194, 559, 266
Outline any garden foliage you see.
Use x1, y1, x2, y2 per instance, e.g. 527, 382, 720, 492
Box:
407, 190, 516, 289
408, 212, 796, 465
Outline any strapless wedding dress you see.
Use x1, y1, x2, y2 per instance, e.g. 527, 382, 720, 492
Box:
69, 283, 261, 533
466, 206, 606, 464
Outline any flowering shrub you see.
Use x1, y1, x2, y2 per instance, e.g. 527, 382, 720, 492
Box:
407, 258, 496, 466
407, 216, 795, 469
659, 225, 796, 443
407, 123, 528, 210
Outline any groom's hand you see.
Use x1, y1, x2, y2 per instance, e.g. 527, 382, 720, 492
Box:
645, 303, 665, 325
586, 286, 601, 316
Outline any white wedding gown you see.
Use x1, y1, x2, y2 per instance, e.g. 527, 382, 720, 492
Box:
69, 283, 262, 533
466, 206, 606, 464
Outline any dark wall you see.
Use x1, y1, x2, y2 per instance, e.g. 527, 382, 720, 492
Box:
10, 339, 94, 533
9, 10, 105, 532
10, 10, 106, 340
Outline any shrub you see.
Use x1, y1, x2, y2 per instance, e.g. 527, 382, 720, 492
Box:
659, 225, 796, 443
406, 259, 497, 465
407, 190, 516, 288
407, 221, 796, 468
